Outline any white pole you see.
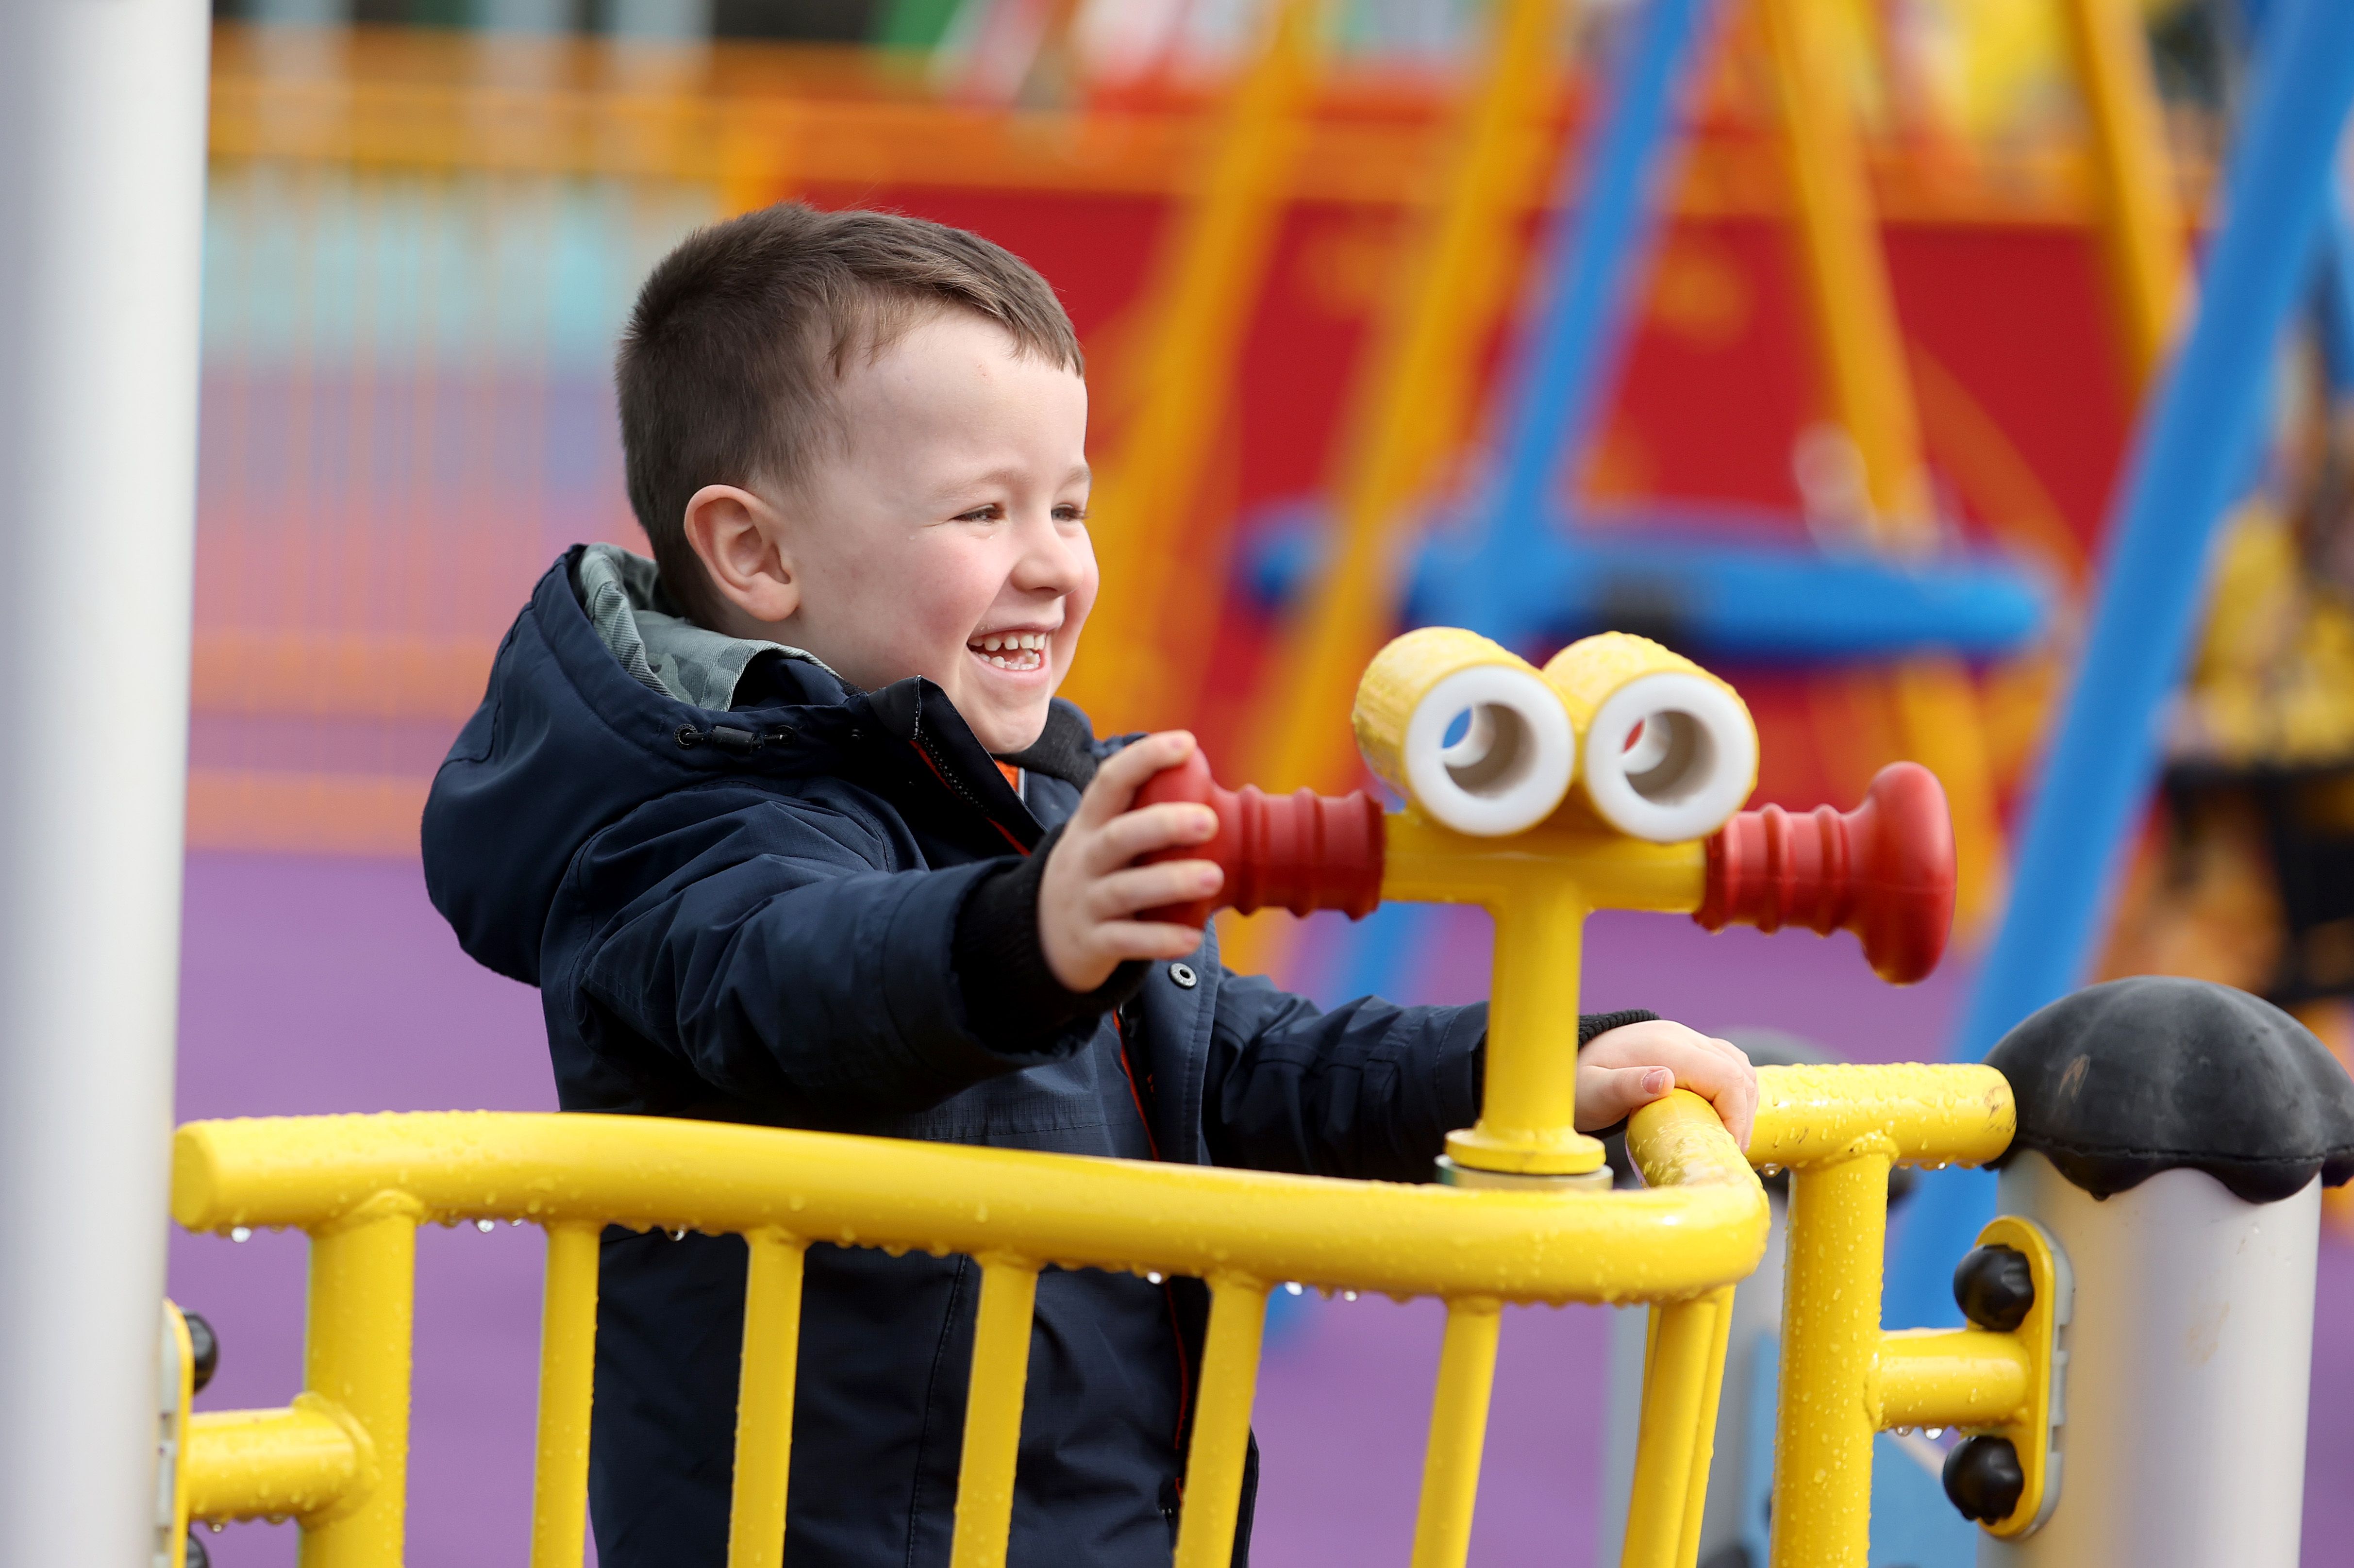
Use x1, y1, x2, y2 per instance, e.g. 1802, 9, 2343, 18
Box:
1981, 1153, 2320, 1568
0, 3, 209, 1565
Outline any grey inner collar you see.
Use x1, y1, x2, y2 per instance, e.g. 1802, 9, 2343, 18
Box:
578, 543, 836, 711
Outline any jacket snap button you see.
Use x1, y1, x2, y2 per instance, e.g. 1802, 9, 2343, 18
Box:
1169, 963, 1197, 989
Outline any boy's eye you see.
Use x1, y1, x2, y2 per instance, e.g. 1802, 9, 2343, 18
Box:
1053, 504, 1087, 523
955, 504, 1003, 523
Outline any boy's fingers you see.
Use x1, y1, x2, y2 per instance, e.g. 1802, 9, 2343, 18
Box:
1075, 732, 1196, 828
1083, 801, 1219, 871
1087, 861, 1222, 922
1087, 919, 1212, 962
1658, 1043, 1756, 1150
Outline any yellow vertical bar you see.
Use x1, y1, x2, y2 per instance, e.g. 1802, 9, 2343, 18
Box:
1446, 884, 1605, 1176
1172, 1275, 1270, 1568
1237, 0, 1574, 801
1062, 0, 1321, 731
1673, 1287, 1736, 1568
1619, 1294, 1719, 1568
948, 1257, 1040, 1568
726, 1230, 808, 1568
1408, 1297, 1504, 1568
1768, 1147, 1892, 1568
1756, 0, 2003, 928
530, 1221, 602, 1568
2055, 0, 2188, 390
299, 1193, 422, 1568
1755, 0, 1927, 534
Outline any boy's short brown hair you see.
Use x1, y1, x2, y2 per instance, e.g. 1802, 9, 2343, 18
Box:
617, 203, 1084, 626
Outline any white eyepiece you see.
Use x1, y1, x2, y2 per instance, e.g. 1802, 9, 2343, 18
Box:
1399, 665, 1577, 836
1577, 672, 1756, 842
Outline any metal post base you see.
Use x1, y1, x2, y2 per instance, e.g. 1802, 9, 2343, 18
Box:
1436, 1156, 1614, 1192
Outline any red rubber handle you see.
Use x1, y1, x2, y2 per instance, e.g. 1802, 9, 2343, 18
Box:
1132, 749, 1386, 928
1694, 761, 1956, 984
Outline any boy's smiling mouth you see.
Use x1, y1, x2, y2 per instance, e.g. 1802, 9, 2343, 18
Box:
968, 628, 1052, 674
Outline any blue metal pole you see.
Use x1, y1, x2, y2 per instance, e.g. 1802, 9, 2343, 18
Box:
1437, 0, 1720, 637
1884, 0, 2354, 1330
2318, 190, 2354, 395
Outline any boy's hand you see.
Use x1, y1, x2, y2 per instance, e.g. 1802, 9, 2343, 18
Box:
1039, 731, 1223, 993
1575, 1019, 1758, 1151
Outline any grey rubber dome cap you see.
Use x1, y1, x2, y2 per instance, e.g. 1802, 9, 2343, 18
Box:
1986, 975, 2354, 1203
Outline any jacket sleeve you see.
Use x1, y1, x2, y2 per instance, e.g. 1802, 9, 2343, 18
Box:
553, 784, 1094, 1120
1201, 971, 1487, 1183
1202, 976, 1667, 1182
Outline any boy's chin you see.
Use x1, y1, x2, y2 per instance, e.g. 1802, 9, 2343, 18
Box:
966, 695, 1052, 757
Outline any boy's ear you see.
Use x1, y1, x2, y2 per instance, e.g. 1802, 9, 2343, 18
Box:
682, 484, 800, 626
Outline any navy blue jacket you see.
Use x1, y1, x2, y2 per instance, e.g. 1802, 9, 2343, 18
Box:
422, 550, 1497, 1567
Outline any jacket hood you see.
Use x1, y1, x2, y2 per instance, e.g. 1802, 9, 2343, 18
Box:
423, 545, 1094, 987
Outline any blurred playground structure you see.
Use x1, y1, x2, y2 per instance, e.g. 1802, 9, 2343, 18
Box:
189, 0, 2182, 860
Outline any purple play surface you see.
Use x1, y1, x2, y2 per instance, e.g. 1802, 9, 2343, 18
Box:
169, 853, 2354, 1566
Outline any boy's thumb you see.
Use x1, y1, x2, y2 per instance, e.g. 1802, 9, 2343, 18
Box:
1584, 1065, 1673, 1126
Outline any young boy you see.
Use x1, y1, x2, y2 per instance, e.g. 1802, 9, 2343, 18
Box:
423, 203, 1755, 1568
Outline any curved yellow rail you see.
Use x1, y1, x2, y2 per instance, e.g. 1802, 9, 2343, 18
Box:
175, 1106, 1763, 1303
171, 1094, 1764, 1568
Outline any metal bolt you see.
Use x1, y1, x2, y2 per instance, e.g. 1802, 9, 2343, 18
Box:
1942, 1433, 2024, 1524
184, 1311, 219, 1395
1952, 1244, 2035, 1333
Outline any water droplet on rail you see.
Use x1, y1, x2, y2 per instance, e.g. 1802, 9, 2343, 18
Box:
668, 1228, 686, 1241
476, 1219, 495, 1233
1284, 1282, 1303, 1296
230, 1227, 250, 1243
1343, 1291, 1358, 1301
1146, 1272, 1163, 1284
1926, 1427, 1943, 1439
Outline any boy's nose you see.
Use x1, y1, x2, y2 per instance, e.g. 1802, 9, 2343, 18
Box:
1011, 513, 1090, 590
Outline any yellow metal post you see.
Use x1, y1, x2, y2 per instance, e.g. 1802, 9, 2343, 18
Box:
299, 1193, 418, 1568
1408, 1297, 1503, 1568
1238, 0, 1570, 794
1381, 812, 1708, 1177
1754, 0, 2005, 929
727, 1230, 808, 1568
1768, 1142, 1893, 1568
1063, 0, 1321, 733
1674, 1285, 1736, 1568
948, 1257, 1040, 1568
1221, 0, 1573, 978
1173, 1275, 1270, 1568
530, 1220, 601, 1568
1621, 1291, 1724, 1568
2056, 0, 2188, 389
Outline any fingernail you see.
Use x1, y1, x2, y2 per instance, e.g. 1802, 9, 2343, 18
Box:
1197, 867, 1221, 890
1643, 1068, 1670, 1094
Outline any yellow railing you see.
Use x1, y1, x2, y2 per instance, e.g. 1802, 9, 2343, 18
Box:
166, 1060, 2053, 1568
168, 1090, 1764, 1568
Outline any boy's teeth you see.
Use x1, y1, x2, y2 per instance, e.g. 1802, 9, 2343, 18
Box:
971, 633, 1049, 665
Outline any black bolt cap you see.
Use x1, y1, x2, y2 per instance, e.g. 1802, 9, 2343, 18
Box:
186, 1530, 211, 1568
1952, 1245, 2035, 1333
184, 1312, 218, 1395
1943, 1434, 2024, 1524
